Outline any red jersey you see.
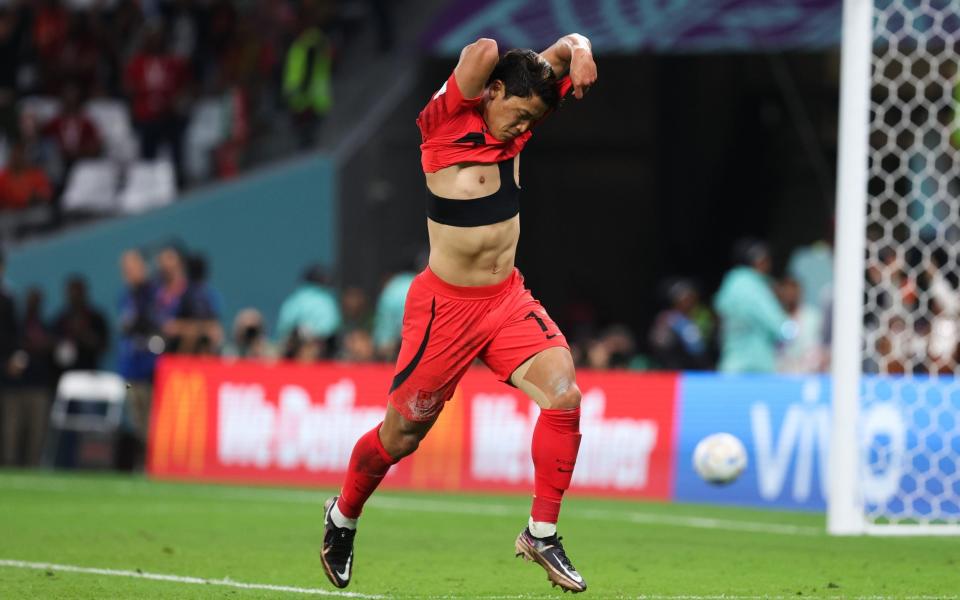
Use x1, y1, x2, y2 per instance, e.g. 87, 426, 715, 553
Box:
417, 71, 572, 173
42, 113, 101, 158
0, 168, 52, 210
124, 54, 189, 122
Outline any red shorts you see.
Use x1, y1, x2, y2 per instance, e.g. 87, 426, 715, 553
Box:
389, 266, 568, 421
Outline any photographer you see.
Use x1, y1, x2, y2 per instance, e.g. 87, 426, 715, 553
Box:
224, 308, 276, 360
117, 249, 162, 440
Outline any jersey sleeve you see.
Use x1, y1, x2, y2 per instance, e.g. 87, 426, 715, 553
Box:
418, 71, 482, 138
435, 71, 482, 114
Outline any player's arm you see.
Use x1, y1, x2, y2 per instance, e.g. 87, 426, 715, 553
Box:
453, 38, 500, 99
540, 33, 596, 99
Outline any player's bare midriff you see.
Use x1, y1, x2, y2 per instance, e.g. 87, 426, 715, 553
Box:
425, 155, 521, 287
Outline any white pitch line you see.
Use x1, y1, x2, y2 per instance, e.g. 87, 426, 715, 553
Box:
0, 559, 383, 598
1, 475, 822, 536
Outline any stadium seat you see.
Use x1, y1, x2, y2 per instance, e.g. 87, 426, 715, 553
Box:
49, 371, 127, 433
47, 370, 129, 469
85, 99, 139, 162
62, 159, 120, 213
117, 160, 177, 214
63, 160, 120, 213
184, 98, 227, 182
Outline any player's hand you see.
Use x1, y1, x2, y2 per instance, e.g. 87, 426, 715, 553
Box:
569, 48, 597, 100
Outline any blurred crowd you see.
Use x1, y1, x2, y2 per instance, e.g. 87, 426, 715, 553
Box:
2, 249, 108, 466
0, 0, 391, 237
110, 244, 421, 371
650, 236, 960, 377
568, 238, 833, 374
649, 238, 834, 375
862, 244, 960, 376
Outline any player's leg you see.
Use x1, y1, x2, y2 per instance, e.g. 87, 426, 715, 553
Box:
321, 271, 482, 589
480, 295, 586, 593
320, 405, 439, 588
510, 347, 587, 593
335, 404, 439, 524
511, 346, 582, 530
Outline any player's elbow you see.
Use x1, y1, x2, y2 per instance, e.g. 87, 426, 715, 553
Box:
474, 38, 498, 52
565, 33, 591, 49
472, 38, 499, 62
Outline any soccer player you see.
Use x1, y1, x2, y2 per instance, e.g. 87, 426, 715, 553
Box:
321, 34, 597, 593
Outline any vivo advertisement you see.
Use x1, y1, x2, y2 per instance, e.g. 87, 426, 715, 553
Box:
676, 374, 959, 518
675, 374, 833, 510
149, 358, 958, 516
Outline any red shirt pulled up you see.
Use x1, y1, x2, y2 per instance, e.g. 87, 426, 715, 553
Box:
417, 71, 572, 173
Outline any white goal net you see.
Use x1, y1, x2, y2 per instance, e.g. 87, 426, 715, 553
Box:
831, 0, 960, 535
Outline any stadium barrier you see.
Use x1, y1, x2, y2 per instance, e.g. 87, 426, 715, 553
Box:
148, 357, 954, 515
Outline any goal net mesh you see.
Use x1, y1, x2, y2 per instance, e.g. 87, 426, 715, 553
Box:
861, 0, 960, 528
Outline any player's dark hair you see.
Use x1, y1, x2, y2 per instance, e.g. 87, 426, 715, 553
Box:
487, 49, 560, 110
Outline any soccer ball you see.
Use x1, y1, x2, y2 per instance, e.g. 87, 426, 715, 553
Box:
693, 433, 748, 485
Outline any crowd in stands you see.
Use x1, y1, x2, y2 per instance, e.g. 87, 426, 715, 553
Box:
1, 249, 109, 466
0, 0, 390, 239
649, 236, 960, 376
862, 244, 960, 375
589, 238, 834, 374
683, 238, 833, 374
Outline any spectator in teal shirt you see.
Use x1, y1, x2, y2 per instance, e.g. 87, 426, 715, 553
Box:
714, 239, 796, 373
372, 270, 415, 361
276, 264, 342, 345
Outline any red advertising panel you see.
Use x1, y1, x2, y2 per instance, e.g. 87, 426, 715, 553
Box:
148, 356, 678, 499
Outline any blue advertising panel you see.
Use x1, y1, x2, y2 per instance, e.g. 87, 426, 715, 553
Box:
675, 373, 960, 518
675, 374, 830, 510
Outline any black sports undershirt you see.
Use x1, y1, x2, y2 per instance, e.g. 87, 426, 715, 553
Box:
426, 160, 520, 227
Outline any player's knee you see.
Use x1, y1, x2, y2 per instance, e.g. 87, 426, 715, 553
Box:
546, 382, 581, 410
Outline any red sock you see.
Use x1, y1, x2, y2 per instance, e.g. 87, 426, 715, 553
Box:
336, 423, 397, 519
530, 407, 582, 523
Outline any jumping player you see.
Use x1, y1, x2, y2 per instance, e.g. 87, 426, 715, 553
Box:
321, 34, 597, 593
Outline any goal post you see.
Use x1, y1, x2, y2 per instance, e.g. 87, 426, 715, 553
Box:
829, 0, 873, 536
830, 0, 960, 536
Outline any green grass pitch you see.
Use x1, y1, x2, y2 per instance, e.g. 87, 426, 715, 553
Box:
0, 470, 957, 598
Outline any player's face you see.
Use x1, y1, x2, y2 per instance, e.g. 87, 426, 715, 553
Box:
484, 85, 549, 141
